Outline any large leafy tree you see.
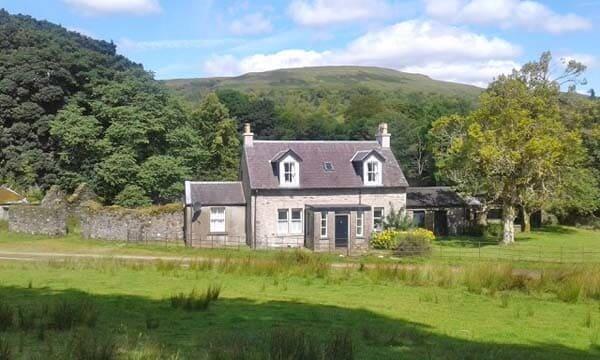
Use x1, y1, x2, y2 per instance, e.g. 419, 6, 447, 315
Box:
430, 75, 586, 243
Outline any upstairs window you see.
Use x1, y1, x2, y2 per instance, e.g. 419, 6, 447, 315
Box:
363, 156, 382, 186
279, 156, 299, 187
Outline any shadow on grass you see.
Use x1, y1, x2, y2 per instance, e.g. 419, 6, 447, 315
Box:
534, 226, 577, 235
0, 286, 596, 359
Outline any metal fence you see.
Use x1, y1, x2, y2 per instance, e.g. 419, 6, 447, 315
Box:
390, 241, 600, 264
114, 232, 600, 264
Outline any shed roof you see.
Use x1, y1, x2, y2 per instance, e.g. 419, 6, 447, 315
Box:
407, 187, 470, 208
185, 182, 246, 206
0, 186, 26, 204
243, 140, 408, 190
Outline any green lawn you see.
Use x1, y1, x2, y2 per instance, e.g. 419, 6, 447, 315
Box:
0, 259, 598, 359
432, 226, 600, 263
1, 222, 600, 358
2, 221, 600, 265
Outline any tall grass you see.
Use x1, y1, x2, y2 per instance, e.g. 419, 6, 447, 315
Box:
170, 284, 221, 311
50, 299, 98, 330
0, 303, 14, 331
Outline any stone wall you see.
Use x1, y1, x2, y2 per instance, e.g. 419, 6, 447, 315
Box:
8, 205, 67, 236
81, 205, 184, 243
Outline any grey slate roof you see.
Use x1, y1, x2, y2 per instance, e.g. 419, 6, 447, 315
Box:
407, 187, 468, 208
243, 140, 408, 190
185, 182, 246, 206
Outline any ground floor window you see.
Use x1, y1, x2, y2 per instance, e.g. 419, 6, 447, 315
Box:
291, 209, 303, 234
320, 211, 327, 238
277, 208, 304, 235
210, 207, 225, 233
277, 209, 289, 234
412, 210, 426, 228
373, 207, 384, 232
356, 211, 364, 237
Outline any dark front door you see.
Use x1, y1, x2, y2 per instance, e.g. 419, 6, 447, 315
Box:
335, 214, 349, 248
434, 210, 449, 237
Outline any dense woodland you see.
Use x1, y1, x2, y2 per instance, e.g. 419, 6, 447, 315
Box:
0, 10, 598, 229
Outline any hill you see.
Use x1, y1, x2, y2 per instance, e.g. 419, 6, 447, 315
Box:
163, 66, 483, 101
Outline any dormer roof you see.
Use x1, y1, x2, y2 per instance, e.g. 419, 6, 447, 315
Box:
243, 140, 408, 190
269, 149, 303, 163
350, 149, 386, 163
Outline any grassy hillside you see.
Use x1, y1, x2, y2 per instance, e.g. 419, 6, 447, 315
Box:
163, 66, 483, 101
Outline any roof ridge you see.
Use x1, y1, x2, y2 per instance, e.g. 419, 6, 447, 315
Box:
187, 181, 242, 184
253, 140, 378, 143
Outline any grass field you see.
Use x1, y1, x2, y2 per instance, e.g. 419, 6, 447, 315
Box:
2, 221, 600, 265
0, 258, 599, 359
1, 223, 600, 358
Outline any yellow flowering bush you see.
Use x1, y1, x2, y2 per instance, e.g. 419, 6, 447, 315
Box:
371, 228, 435, 255
370, 229, 398, 249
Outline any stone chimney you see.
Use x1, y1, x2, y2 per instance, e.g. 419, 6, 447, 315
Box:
376, 123, 390, 148
243, 123, 254, 147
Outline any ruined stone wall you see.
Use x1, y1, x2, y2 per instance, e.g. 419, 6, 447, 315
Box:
80, 205, 184, 243
8, 205, 67, 236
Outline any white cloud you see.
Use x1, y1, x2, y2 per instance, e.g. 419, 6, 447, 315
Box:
423, 0, 591, 33
118, 38, 237, 52
229, 13, 273, 36
203, 19, 521, 86
288, 0, 395, 26
63, 0, 161, 15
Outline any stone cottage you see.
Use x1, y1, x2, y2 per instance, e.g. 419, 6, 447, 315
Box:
184, 123, 478, 252
185, 123, 409, 252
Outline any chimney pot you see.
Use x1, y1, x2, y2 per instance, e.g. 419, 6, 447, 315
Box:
243, 123, 254, 147
376, 122, 390, 148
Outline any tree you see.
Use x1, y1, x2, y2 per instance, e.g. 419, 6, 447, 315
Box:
137, 155, 189, 204
430, 76, 585, 243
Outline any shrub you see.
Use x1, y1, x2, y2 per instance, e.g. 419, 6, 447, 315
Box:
170, 284, 221, 311
114, 185, 151, 208
383, 206, 413, 231
0, 303, 14, 331
370, 229, 398, 250
484, 224, 503, 239
371, 229, 435, 254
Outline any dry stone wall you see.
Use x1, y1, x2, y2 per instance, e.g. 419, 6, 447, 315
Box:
81, 206, 184, 243
8, 205, 67, 236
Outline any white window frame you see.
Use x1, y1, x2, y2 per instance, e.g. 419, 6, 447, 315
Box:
290, 208, 303, 234
320, 211, 328, 238
277, 209, 289, 234
356, 211, 364, 237
373, 207, 384, 232
363, 155, 382, 186
279, 155, 299, 187
209, 207, 226, 233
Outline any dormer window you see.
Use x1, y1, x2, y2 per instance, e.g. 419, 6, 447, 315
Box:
283, 160, 297, 184
367, 161, 379, 183
363, 156, 382, 186
351, 149, 385, 186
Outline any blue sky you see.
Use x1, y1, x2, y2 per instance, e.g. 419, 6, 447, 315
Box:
1, 0, 598, 90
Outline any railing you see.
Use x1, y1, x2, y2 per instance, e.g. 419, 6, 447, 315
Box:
389, 241, 600, 264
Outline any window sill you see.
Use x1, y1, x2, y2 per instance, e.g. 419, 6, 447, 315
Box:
208, 232, 228, 235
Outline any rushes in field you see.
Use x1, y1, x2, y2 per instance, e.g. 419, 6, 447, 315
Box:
69, 330, 117, 360
0, 302, 14, 331
0, 337, 11, 360
50, 299, 98, 330
170, 284, 221, 311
